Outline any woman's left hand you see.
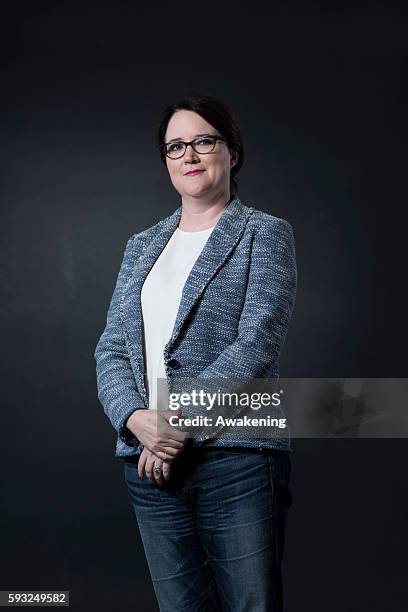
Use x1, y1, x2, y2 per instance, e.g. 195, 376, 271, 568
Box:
138, 446, 172, 486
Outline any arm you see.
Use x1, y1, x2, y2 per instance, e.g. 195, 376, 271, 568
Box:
199, 218, 297, 380
187, 219, 297, 439
94, 234, 145, 447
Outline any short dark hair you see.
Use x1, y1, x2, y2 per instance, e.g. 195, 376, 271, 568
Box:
158, 94, 244, 196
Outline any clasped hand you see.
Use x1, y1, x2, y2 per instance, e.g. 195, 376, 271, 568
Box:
125, 407, 188, 486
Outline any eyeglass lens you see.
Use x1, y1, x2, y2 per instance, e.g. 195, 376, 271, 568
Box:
165, 136, 217, 158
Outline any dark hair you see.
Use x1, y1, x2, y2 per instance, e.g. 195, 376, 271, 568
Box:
158, 94, 244, 196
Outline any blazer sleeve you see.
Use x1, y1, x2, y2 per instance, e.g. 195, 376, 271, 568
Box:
94, 234, 145, 447
198, 218, 297, 380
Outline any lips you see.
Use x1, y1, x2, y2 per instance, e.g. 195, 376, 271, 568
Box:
185, 170, 205, 176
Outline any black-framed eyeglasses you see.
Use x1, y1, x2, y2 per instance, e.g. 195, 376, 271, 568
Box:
162, 134, 228, 159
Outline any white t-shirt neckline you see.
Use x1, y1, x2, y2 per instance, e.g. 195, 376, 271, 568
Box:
176, 225, 216, 235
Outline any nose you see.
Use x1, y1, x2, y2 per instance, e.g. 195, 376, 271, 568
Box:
184, 143, 200, 162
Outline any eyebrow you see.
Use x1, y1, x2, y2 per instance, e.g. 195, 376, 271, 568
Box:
165, 133, 216, 144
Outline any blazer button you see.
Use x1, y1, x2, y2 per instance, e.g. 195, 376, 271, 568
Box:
168, 358, 181, 370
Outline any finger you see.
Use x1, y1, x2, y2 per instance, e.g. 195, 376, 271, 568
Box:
162, 461, 171, 482
138, 450, 147, 480
158, 439, 189, 459
168, 428, 189, 442
155, 438, 184, 453
156, 429, 187, 445
154, 447, 180, 461
140, 444, 173, 463
155, 437, 185, 450
145, 455, 155, 483
146, 431, 188, 455
147, 455, 162, 485
153, 461, 164, 487
157, 417, 188, 442
160, 407, 182, 420
166, 428, 189, 443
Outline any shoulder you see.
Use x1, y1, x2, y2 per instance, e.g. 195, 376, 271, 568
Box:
123, 214, 169, 251
246, 206, 295, 242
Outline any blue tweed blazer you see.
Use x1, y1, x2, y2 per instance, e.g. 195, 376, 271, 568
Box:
94, 196, 297, 458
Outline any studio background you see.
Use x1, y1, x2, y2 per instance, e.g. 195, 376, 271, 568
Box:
1, 2, 407, 611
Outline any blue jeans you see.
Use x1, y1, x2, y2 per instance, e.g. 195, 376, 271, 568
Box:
123, 444, 293, 612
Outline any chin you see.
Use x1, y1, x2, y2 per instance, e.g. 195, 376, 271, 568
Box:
181, 185, 211, 198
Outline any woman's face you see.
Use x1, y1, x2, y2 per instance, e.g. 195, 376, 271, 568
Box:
164, 109, 237, 201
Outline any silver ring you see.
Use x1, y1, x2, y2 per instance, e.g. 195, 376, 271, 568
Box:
153, 465, 162, 474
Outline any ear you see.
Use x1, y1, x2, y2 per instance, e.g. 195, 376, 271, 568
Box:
230, 150, 238, 169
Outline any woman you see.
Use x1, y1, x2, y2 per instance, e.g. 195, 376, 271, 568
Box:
94, 94, 297, 611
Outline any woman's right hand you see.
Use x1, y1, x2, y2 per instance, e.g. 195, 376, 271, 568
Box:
125, 407, 188, 461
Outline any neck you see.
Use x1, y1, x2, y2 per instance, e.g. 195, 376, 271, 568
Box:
178, 193, 234, 232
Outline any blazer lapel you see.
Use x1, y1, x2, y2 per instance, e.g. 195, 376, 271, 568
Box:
121, 196, 255, 404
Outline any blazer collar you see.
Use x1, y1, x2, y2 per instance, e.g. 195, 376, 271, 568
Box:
121, 195, 255, 405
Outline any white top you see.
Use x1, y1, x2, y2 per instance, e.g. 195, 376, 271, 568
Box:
140, 225, 215, 410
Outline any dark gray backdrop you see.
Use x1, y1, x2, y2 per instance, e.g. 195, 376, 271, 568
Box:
1, 2, 407, 611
